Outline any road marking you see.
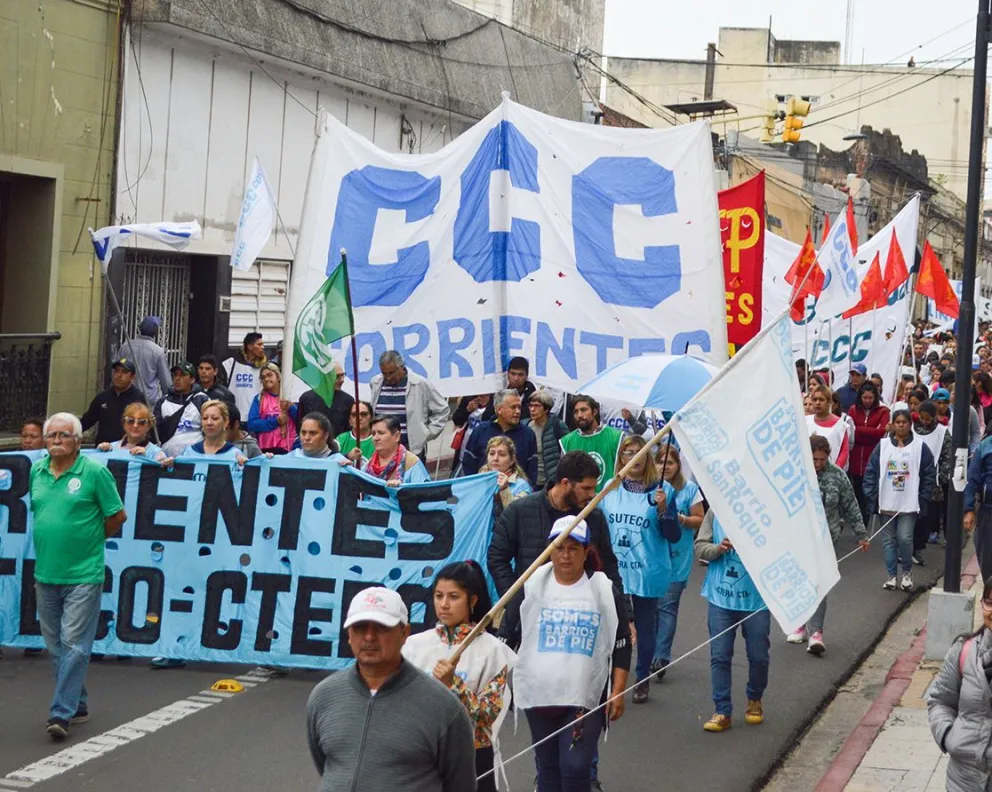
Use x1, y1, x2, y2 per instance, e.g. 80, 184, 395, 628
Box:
2, 667, 275, 787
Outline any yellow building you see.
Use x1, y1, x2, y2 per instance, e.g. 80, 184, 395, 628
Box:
0, 0, 119, 428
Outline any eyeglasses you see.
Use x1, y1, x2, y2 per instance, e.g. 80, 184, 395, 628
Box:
619, 450, 639, 460
44, 431, 73, 441
124, 417, 150, 426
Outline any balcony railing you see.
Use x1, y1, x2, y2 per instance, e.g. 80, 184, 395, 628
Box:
0, 333, 61, 433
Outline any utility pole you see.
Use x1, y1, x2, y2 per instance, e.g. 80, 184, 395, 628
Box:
927, 0, 989, 660
945, 0, 989, 593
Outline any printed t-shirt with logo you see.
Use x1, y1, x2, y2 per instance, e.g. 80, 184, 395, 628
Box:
29, 454, 124, 585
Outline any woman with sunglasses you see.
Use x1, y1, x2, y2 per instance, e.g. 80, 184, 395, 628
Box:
928, 577, 992, 792
96, 402, 168, 464
599, 435, 680, 704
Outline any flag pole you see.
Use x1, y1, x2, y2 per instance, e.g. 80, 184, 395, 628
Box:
448, 311, 794, 664
339, 249, 363, 469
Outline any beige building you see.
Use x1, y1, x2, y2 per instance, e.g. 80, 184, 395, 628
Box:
0, 0, 119, 426
605, 26, 978, 200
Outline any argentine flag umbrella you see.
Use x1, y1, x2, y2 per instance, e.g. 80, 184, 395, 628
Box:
577, 354, 721, 413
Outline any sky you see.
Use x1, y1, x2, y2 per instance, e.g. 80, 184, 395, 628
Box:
603, 0, 978, 66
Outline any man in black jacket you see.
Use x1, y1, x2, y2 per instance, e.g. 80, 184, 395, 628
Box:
81, 358, 147, 444
488, 450, 633, 629
296, 362, 354, 438
197, 354, 235, 405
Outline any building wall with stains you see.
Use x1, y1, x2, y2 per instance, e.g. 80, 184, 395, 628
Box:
0, 0, 120, 415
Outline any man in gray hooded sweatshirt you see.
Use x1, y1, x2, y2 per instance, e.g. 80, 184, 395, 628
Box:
119, 316, 171, 404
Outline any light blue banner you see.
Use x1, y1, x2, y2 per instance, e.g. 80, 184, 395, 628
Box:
0, 451, 497, 668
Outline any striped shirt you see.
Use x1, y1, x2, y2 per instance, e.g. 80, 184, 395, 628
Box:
375, 380, 409, 444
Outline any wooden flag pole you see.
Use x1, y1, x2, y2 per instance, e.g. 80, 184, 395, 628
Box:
447, 420, 674, 664
339, 248, 362, 468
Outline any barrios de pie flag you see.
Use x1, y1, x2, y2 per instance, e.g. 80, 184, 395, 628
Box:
671, 311, 840, 634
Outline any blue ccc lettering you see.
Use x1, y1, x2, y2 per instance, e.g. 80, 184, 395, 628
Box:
327, 121, 682, 309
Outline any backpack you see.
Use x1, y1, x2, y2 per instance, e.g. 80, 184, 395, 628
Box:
959, 636, 976, 675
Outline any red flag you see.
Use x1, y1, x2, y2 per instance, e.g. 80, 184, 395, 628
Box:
882, 229, 909, 296
846, 196, 858, 254
916, 241, 960, 319
842, 252, 886, 318
821, 211, 831, 243
718, 173, 765, 353
785, 229, 824, 322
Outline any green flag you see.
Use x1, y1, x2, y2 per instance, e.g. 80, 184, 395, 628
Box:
293, 262, 354, 403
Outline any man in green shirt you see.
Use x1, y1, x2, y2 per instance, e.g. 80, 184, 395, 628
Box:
559, 396, 624, 491
336, 400, 375, 463
30, 412, 126, 741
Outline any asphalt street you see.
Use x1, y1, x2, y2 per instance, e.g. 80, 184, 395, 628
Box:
0, 532, 949, 792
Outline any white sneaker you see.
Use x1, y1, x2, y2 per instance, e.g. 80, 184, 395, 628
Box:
882, 576, 897, 590
786, 626, 808, 644
901, 574, 913, 591
807, 631, 825, 656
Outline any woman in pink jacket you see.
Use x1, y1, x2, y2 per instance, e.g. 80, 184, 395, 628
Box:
847, 381, 890, 522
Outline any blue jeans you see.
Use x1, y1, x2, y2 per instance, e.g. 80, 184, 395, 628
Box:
653, 579, 687, 664
631, 595, 659, 682
707, 603, 771, 717
526, 707, 604, 792
882, 513, 916, 578
36, 582, 102, 722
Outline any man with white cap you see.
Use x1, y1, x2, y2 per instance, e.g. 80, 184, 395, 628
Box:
306, 586, 477, 792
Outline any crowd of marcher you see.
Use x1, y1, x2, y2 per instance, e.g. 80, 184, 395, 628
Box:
14, 314, 992, 792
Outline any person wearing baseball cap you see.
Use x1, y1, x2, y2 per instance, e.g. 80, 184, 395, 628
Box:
306, 586, 476, 792
835, 363, 867, 413
501, 516, 632, 791
933, 388, 952, 426
153, 361, 208, 457
80, 357, 148, 445
119, 316, 171, 404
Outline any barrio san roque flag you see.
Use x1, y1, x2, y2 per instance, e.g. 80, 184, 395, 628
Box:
293, 256, 354, 403
916, 241, 960, 320
670, 311, 840, 633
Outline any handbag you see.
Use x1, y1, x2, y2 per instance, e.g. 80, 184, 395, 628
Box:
451, 425, 466, 451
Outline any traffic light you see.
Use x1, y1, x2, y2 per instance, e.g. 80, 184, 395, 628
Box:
760, 100, 783, 143
782, 97, 811, 143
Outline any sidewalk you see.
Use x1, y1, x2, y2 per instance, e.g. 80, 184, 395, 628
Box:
817, 555, 983, 792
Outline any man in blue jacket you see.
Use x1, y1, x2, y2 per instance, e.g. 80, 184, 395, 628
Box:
964, 434, 992, 581
459, 389, 538, 485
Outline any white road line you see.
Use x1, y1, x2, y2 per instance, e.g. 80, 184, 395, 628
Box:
0, 778, 36, 789
4, 674, 274, 786
197, 689, 234, 698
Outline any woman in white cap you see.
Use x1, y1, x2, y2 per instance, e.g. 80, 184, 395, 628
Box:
403, 561, 516, 792
501, 516, 631, 792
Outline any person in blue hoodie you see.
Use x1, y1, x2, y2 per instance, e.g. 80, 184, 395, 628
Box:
964, 432, 992, 582
695, 511, 770, 733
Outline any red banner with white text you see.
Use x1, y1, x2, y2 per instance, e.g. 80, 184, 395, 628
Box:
719, 172, 765, 355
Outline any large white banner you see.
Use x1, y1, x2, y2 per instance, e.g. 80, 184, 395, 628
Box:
763, 196, 919, 403
291, 98, 729, 396
671, 313, 839, 633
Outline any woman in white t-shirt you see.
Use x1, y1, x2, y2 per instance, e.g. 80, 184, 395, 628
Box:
807, 387, 850, 471
863, 408, 937, 594
500, 517, 631, 792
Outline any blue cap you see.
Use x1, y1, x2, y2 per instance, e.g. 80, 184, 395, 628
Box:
849, 363, 867, 376
934, 388, 951, 401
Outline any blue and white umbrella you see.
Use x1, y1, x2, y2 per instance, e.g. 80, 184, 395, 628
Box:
577, 354, 721, 413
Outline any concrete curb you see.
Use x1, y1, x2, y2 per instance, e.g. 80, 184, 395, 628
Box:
814, 553, 981, 792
